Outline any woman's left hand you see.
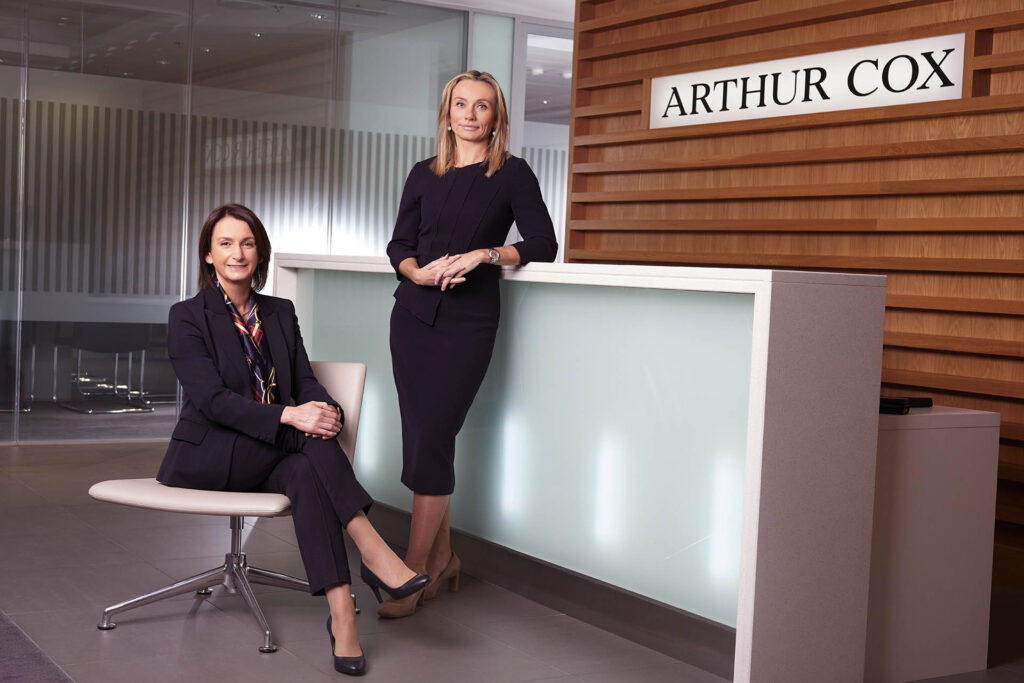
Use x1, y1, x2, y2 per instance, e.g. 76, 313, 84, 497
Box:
281, 401, 342, 439
439, 249, 488, 291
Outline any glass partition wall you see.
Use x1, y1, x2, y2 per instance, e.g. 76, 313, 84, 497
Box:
0, 1, 26, 441
0, 0, 468, 442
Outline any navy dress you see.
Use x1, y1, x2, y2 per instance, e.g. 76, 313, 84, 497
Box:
387, 156, 558, 495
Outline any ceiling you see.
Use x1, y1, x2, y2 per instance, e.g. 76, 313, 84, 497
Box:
0, 0, 574, 124
462, 0, 573, 23
523, 33, 572, 125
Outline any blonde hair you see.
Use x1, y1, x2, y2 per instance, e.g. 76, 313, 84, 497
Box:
430, 70, 510, 178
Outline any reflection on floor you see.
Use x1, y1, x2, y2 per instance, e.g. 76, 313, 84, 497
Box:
9, 402, 177, 442
0, 441, 1022, 682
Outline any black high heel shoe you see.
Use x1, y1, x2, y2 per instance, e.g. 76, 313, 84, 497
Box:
326, 615, 366, 676
359, 563, 431, 604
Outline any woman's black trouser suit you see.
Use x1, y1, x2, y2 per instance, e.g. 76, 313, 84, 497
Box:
225, 426, 373, 596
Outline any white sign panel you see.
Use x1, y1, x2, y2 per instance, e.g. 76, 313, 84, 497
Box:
650, 34, 964, 129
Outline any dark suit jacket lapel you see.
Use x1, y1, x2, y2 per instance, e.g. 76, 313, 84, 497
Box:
444, 171, 501, 255
201, 286, 252, 398
258, 294, 291, 403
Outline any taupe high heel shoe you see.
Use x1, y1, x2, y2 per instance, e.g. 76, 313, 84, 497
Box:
422, 553, 461, 601
376, 590, 424, 619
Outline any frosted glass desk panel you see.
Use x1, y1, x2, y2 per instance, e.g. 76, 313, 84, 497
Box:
306, 268, 753, 627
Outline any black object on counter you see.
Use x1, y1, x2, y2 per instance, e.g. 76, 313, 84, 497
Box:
880, 396, 933, 414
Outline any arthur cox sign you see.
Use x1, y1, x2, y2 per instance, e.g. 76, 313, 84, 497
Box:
650, 34, 964, 129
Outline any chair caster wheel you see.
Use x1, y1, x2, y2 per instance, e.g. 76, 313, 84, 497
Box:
258, 645, 278, 653
196, 588, 212, 596
97, 623, 116, 630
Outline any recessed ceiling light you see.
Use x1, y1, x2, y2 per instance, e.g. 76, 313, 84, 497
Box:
122, 71, 132, 77
311, 12, 329, 20
251, 31, 264, 38
156, 59, 170, 65
202, 47, 214, 54
531, 66, 543, 76
562, 70, 572, 79
542, 100, 548, 105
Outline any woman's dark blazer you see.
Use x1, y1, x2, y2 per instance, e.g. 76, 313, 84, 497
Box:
156, 285, 340, 491
386, 155, 559, 325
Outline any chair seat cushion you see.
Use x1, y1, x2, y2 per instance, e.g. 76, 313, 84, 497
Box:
89, 478, 293, 517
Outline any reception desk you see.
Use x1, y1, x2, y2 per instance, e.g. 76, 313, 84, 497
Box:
275, 255, 886, 682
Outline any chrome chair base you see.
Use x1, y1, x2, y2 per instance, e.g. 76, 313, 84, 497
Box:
96, 516, 309, 653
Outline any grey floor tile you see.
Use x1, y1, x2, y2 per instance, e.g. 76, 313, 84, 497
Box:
0, 561, 191, 614
149, 550, 311, 597
0, 502, 98, 537
0, 441, 163, 467
65, 500, 228, 531
0, 476, 51, 508
206, 582, 332, 643
286, 612, 566, 682
93, 521, 296, 561
16, 405, 176, 444
62, 649, 338, 683
913, 670, 1024, 682
0, 530, 139, 573
468, 614, 677, 677
422, 574, 562, 627
561, 661, 728, 682
9, 601, 251, 666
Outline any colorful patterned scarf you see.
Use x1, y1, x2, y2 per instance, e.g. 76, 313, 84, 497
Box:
217, 282, 277, 404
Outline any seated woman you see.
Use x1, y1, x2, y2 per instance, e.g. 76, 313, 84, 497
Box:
156, 203, 428, 676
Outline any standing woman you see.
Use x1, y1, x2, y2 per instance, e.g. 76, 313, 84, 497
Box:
157, 204, 430, 675
384, 70, 558, 617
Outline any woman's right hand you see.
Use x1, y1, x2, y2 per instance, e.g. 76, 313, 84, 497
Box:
400, 255, 464, 288
281, 401, 341, 439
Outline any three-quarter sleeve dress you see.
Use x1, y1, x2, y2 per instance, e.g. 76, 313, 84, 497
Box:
386, 155, 558, 495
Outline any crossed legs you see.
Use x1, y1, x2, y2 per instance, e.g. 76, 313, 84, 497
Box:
240, 431, 418, 657
325, 512, 416, 656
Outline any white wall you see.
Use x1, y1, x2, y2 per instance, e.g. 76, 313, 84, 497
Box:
524, 120, 568, 149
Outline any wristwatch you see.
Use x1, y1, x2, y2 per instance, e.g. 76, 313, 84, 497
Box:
487, 248, 500, 265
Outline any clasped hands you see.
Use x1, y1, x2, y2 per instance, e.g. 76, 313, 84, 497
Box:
412, 250, 489, 291
281, 401, 341, 439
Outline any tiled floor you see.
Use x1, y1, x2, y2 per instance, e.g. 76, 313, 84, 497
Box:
0, 442, 720, 683
6, 402, 177, 443
1, 440, 1023, 683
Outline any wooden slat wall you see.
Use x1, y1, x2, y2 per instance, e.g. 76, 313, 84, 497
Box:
569, 0, 1024, 586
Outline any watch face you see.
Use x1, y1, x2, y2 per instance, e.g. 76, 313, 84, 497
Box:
489, 249, 499, 264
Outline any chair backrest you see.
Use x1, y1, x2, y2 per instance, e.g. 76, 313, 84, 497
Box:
309, 361, 366, 464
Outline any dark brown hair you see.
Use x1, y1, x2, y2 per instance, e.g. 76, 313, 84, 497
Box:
197, 203, 272, 292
